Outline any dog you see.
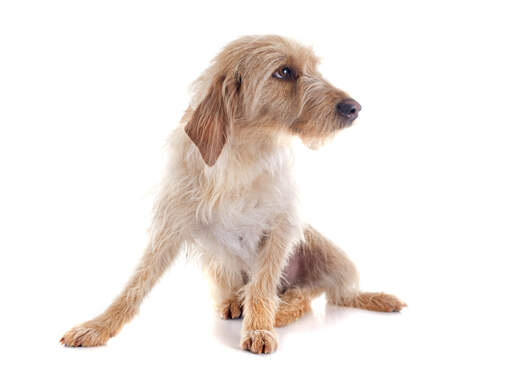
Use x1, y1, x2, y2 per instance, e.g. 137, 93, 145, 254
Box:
60, 35, 406, 354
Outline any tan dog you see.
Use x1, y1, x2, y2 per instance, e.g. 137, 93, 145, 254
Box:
60, 35, 406, 354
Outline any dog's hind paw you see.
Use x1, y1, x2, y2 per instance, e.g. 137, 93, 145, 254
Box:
337, 292, 407, 313
219, 296, 243, 320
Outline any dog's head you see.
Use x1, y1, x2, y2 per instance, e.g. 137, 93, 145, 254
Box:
185, 35, 361, 166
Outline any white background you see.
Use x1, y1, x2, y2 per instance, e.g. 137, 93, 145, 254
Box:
1, 0, 511, 377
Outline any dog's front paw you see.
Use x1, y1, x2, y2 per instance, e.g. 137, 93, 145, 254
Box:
240, 329, 278, 354
60, 321, 112, 347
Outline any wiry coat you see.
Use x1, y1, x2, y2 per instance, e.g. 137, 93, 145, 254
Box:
61, 35, 406, 354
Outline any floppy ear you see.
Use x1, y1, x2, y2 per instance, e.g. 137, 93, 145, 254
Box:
185, 76, 232, 166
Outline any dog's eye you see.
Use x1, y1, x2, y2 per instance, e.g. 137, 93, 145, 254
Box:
273, 66, 295, 80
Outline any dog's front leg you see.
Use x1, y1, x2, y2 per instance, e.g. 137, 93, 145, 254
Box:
60, 217, 185, 347
240, 217, 297, 354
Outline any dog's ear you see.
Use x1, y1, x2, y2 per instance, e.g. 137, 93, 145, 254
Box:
185, 75, 239, 166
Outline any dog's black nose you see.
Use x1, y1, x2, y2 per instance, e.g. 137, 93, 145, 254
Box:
336, 99, 361, 121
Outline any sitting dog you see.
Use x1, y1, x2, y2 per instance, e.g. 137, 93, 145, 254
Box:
61, 35, 406, 354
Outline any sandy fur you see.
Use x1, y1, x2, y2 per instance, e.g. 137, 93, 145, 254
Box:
61, 35, 405, 354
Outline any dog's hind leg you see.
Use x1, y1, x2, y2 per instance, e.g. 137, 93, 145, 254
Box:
204, 256, 247, 320
274, 287, 322, 327
336, 291, 406, 312
285, 225, 406, 313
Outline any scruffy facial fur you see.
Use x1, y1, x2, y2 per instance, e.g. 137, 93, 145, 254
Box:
60, 35, 405, 354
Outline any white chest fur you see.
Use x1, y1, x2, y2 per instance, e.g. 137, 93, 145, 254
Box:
189, 145, 299, 266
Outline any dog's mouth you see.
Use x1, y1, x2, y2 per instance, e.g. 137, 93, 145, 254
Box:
289, 102, 361, 139
340, 118, 357, 129
335, 115, 357, 131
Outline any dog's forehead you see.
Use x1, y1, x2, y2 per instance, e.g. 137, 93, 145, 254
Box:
261, 37, 318, 72
222, 35, 319, 73
279, 41, 319, 72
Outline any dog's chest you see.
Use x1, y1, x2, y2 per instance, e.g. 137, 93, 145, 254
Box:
199, 201, 269, 262
192, 171, 295, 264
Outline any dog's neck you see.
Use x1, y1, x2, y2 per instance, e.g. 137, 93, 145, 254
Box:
201, 126, 295, 191
235, 124, 289, 143
227, 125, 293, 163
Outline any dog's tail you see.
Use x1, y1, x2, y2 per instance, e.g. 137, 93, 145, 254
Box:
339, 292, 407, 313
